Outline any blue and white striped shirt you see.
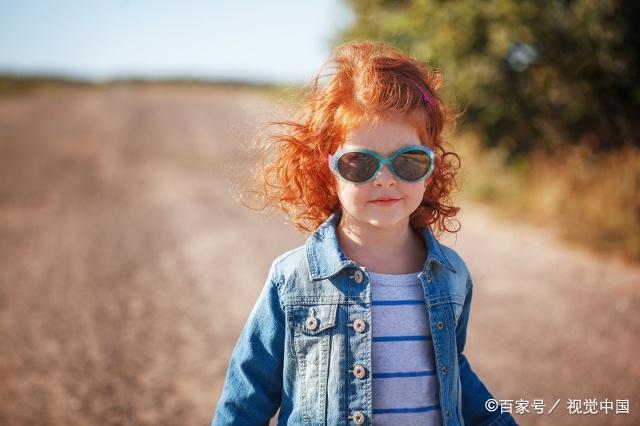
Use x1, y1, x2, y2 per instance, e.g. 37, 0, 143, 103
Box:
369, 270, 443, 425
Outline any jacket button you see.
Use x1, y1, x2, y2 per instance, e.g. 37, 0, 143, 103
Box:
427, 273, 432, 282
441, 366, 448, 374
353, 318, 366, 333
445, 410, 451, 418
305, 316, 318, 331
353, 364, 367, 379
351, 411, 365, 424
353, 269, 364, 283
437, 321, 444, 330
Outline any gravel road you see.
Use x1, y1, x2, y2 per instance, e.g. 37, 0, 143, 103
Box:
0, 86, 637, 425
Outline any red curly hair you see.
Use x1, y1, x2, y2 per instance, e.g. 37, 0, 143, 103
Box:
239, 40, 462, 235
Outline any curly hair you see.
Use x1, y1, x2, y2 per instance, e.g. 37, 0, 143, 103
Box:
238, 40, 462, 235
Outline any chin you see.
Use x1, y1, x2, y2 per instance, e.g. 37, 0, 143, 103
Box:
365, 213, 406, 228
343, 204, 409, 228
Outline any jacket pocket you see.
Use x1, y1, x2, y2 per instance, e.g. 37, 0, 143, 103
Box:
286, 303, 339, 425
449, 293, 466, 329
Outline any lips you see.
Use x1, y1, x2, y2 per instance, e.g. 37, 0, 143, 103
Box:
369, 198, 401, 205
370, 198, 400, 202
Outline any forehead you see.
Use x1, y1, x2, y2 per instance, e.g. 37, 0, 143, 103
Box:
342, 111, 426, 155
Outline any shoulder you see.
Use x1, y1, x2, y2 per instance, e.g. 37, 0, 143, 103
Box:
267, 244, 309, 287
437, 243, 473, 291
440, 245, 470, 276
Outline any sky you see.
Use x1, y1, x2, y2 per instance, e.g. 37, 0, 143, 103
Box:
0, 0, 353, 84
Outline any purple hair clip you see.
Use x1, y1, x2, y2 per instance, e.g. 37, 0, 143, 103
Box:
409, 79, 435, 107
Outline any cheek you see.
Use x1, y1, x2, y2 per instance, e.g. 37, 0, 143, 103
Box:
337, 183, 370, 207
403, 182, 428, 204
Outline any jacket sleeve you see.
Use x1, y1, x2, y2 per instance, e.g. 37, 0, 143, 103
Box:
456, 277, 519, 426
212, 275, 285, 426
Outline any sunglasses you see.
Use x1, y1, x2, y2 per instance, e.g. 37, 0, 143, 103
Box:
328, 144, 435, 183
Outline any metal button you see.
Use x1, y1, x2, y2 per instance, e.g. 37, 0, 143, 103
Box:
437, 321, 444, 330
352, 411, 365, 425
353, 269, 364, 283
445, 410, 450, 418
306, 316, 318, 331
353, 318, 366, 333
353, 364, 367, 379
441, 366, 448, 374
427, 273, 432, 282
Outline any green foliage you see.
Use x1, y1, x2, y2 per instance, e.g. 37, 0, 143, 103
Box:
340, 0, 640, 158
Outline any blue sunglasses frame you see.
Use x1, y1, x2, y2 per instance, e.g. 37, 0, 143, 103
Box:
328, 144, 436, 184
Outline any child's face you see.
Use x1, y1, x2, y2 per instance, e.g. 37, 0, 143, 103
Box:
334, 113, 432, 229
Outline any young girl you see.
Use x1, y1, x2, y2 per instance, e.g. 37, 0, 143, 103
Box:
213, 41, 518, 426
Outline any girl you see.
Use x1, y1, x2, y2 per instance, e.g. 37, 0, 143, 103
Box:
213, 41, 518, 426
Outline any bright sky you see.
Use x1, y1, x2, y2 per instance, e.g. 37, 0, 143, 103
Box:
0, 0, 353, 84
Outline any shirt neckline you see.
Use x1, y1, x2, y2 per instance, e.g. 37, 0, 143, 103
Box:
367, 270, 422, 286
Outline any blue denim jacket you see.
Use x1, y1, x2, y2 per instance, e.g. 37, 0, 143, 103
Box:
213, 209, 518, 425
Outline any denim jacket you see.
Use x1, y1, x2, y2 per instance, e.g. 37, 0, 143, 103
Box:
213, 209, 518, 425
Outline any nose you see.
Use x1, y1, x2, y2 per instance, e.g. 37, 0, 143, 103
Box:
373, 164, 397, 187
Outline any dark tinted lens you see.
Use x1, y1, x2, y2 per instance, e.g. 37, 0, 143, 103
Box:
337, 152, 379, 182
392, 151, 431, 181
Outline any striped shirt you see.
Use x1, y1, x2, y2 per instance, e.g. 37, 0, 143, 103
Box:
369, 270, 443, 425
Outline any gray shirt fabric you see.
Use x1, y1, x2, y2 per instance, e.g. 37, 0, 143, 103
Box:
369, 270, 443, 425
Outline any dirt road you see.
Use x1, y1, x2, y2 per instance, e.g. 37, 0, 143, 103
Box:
0, 86, 637, 425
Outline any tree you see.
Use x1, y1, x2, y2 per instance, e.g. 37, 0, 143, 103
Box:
338, 0, 640, 158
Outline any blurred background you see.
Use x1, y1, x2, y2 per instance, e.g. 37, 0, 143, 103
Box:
0, 1, 638, 425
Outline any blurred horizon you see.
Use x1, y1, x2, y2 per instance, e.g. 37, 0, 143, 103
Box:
1, 2, 639, 424
0, 0, 353, 85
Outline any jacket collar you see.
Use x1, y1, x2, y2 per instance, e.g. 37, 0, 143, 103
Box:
306, 208, 457, 281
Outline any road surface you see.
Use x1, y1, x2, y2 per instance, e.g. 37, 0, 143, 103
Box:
0, 85, 637, 425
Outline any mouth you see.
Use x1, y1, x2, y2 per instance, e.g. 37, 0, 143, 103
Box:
369, 198, 401, 205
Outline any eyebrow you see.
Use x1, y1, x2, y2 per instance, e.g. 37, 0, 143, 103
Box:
339, 144, 423, 156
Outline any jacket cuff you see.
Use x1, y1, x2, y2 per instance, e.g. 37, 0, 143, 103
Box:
487, 412, 519, 426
